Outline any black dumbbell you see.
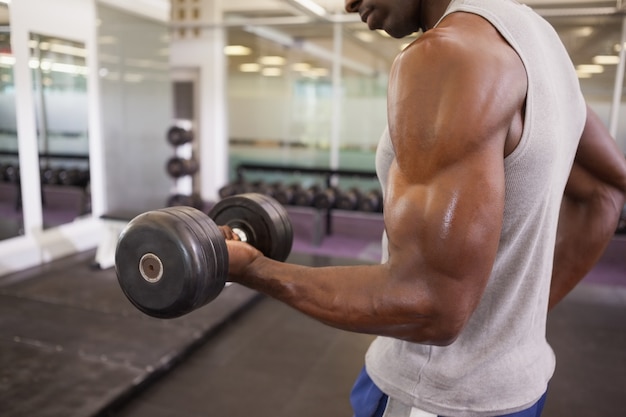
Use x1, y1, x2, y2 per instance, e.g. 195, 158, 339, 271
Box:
166, 157, 200, 178
358, 189, 383, 213
58, 168, 81, 186
246, 180, 271, 196
312, 187, 337, 210
41, 167, 61, 185
5, 164, 19, 184
0, 163, 10, 183
166, 126, 193, 147
335, 187, 363, 211
218, 180, 253, 199
115, 193, 293, 319
270, 182, 298, 206
292, 184, 321, 207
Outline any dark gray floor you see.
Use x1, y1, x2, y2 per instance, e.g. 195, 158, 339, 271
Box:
104, 284, 626, 417
0, 242, 624, 417
543, 284, 626, 417
106, 297, 373, 417
0, 250, 261, 417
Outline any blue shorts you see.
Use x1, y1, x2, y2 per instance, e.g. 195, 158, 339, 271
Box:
350, 366, 547, 417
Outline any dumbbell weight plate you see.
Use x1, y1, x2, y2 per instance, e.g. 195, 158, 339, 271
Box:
115, 206, 228, 319
208, 193, 293, 262
5, 165, 19, 184
359, 190, 383, 212
59, 168, 80, 186
336, 189, 362, 211
167, 126, 193, 146
166, 157, 200, 178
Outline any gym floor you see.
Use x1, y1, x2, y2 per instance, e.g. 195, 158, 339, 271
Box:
0, 217, 624, 417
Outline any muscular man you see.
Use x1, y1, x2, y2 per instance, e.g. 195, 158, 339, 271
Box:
224, 1, 626, 416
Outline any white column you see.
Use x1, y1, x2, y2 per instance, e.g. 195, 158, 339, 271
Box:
329, 21, 343, 173
200, 3, 228, 201
85, 1, 107, 218
10, 3, 43, 234
609, 15, 626, 139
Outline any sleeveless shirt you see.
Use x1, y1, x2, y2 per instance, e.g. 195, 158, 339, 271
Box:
365, 1, 586, 416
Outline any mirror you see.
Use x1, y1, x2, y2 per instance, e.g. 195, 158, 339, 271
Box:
29, 32, 91, 229
0, 3, 23, 240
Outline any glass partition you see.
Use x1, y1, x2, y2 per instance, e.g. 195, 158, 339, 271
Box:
546, 13, 626, 152
225, 9, 626, 191
29, 33, 91, 228
0, 4, 23, 240
225, 22, 410, 192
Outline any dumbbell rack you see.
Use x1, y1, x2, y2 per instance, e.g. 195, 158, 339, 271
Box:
231, 163, 382, 240
165, 124, 201, 209
0, 150, 90, 214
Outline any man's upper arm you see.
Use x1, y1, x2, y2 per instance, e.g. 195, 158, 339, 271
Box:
381, 32, 523, 340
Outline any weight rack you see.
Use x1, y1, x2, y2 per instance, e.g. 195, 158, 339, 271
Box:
233, 163, 381, 238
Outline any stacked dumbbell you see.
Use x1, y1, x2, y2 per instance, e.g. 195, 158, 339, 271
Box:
41, 166, 90, 188
1, 163, 19, 184
165, 125, 203, 210
0, 163, 90, 189
290, 184, 383, 213
219, 180, 300, 204
218, 179, 384, 213
115, 193, 293, 318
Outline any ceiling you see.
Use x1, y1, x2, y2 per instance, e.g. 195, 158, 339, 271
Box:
1, 1, 625, 97
210, 0, 626, 97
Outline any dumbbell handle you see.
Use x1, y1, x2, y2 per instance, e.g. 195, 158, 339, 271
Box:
231, 227, 249, 243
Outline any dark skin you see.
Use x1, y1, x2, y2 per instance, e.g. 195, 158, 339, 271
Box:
224, 0, 626, 345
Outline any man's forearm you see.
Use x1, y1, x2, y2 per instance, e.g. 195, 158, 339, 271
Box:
549, 190, 624, 310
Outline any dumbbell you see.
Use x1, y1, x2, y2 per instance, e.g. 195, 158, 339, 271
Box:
218, 180, 253, 199
292, 184, 322, 207
271, 182, 300, 206
115, 193, 293, 319
335, 188, 363, 211
41, 167, 61, 185
58, 168, 81, 186
312, 187, 337, 210
166, 157, 200, 178
246, 180, 271, 196
358, 189, 383, 213
4, 164, 19, 184
166, 126, 193, 147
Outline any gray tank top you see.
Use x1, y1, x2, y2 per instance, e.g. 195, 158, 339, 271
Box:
365, 1, 586, 416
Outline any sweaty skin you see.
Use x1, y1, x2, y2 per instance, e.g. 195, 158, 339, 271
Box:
224, 0, 626, 344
